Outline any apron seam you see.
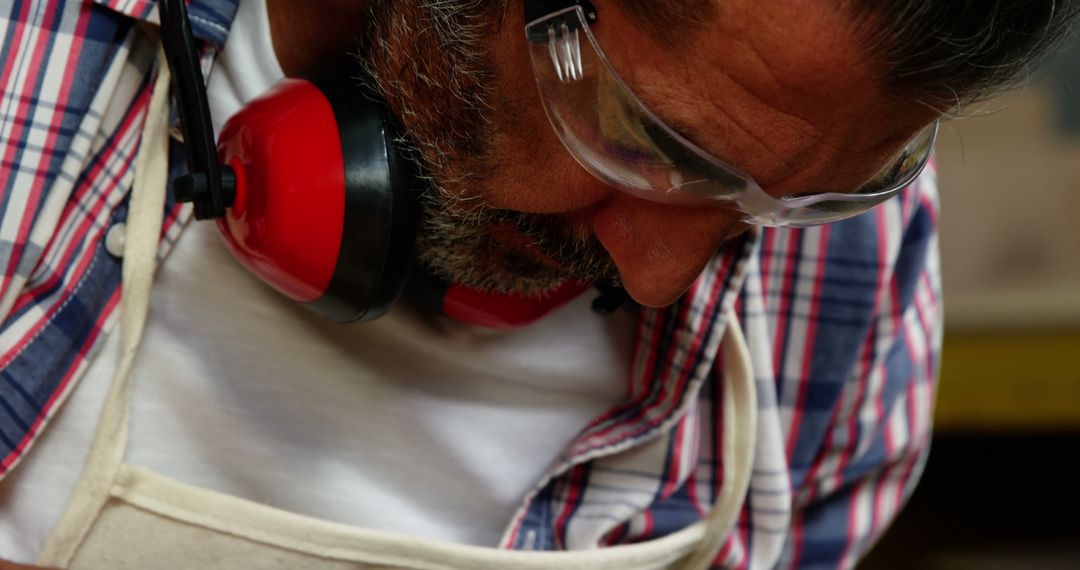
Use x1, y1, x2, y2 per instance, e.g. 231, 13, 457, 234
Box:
108, 465, 708, 570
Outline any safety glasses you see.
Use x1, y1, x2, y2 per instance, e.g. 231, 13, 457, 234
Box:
524, 3, 938, 227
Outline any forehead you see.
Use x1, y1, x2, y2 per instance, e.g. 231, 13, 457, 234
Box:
592, 0, 930, 194
618, 0, 717, 41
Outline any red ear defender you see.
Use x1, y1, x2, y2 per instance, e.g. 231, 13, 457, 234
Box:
215, 81, 345, 307
213, 77, 420, 322
160, 0, 418, 323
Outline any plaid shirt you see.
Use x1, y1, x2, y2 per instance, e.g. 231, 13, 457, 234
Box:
0, 1, 942, 568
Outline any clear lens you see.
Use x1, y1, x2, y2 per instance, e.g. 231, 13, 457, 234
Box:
746, 122, 939, 226
525, 7, 937, 227
527, 8, 754, 205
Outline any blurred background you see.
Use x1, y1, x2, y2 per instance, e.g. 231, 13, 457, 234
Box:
863, 26, 1080, 570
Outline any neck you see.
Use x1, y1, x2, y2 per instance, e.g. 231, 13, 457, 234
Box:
265, 0, 370, 77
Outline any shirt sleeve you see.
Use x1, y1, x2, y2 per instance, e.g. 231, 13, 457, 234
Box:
777, 173, 943, 569
0, 4, 151, 479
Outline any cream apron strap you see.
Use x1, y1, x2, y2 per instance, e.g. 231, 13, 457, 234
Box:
682, 311, 757, 570
38, 46, 172, 568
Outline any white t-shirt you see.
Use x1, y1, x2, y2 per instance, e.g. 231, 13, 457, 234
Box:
0, 0, 632, 562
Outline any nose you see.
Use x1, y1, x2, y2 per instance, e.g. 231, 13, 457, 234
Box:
591, 194, 747, 308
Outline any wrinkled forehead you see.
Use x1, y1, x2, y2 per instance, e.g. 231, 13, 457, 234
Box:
597, 0, 891, 126
585, 0, 935, 193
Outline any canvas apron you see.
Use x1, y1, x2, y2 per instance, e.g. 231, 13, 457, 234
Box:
37, 50, 758, 570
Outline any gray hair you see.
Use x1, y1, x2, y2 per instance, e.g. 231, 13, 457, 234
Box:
849, 0, 1080, 109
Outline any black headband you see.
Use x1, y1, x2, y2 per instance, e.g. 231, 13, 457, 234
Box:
158, 0, 234, 220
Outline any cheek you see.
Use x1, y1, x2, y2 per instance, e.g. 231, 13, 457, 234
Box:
475, 15, 613, 214
483, 160, 612, 215
478, 92, 614, 213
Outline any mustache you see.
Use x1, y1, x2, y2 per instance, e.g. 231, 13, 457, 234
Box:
466, 205, 621, 285
415, 193, 621, 294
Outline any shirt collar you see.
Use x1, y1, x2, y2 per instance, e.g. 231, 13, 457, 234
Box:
554, 228, 759, 462
93, 0, 240, 46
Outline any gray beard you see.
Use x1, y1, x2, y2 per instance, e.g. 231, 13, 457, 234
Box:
354, 0, 619, 297
415, 192, 621, 296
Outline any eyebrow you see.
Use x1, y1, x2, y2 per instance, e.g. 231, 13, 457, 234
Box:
618, 0, 718, 48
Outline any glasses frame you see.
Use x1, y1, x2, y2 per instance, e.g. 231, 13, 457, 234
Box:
524, 2, 939, 227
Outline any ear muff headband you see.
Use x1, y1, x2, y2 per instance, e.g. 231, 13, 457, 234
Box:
158, 0, 234, 219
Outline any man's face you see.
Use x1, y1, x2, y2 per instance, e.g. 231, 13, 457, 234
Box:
360, 0, 933, 308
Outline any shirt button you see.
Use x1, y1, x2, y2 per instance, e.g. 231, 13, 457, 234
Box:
105, 223, 126, 258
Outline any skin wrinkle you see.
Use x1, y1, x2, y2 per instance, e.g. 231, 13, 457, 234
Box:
632, 56, 828, 177
704, 96, 810, 176
714, 24, 847, 110
711, 36, 839, 146
714, 4, 912, 138
719, 27, 900, 167
621, 0, 716, 50
629, 58, 814, 172
607, 58, 807, 189
693, 70, 918, 196
597, 3, 918, 200
636, 74, 868, 198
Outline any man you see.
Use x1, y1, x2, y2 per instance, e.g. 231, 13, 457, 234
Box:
0, 0, 1075, 568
